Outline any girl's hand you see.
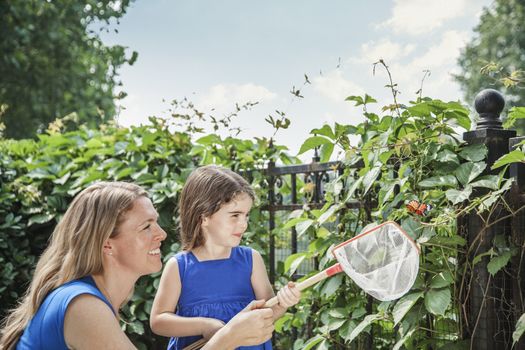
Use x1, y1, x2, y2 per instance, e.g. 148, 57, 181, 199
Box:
276, 281, 301, 308
202, 318, 225, 340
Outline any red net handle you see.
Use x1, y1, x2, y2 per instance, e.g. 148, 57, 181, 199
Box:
264, 263, 343, 307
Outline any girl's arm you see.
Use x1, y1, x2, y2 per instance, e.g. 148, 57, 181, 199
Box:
150, 257, 224, 339
251, 249, 301, 321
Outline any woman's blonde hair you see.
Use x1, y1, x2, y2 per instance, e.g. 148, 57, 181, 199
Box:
179, 165, 254, 251
0, 181, 147, 349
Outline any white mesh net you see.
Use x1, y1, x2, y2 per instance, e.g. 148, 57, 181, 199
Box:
332, 222, 419, 301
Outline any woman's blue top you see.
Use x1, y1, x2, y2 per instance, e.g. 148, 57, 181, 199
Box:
16, 275, 113, 350
168, 246, 272, 350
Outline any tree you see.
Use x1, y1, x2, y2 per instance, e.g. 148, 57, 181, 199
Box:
456, 0, 525, 114
0, 0, 137, 139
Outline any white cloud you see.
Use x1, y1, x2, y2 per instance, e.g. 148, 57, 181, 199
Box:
385, 30, 471, 100
313, 70, 365, 102
380, 0, 477, 35
410, 30, 470, 68
356, 39, 415, 64
198, 83, 277, 112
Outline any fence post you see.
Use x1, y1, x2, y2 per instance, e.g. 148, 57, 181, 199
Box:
462, 89, 516, 349
267, 158, 276, 285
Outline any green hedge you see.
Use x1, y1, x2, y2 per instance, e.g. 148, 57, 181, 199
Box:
0, 117, 294, 349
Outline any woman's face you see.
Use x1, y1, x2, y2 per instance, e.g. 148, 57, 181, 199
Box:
109, 196, 167, 277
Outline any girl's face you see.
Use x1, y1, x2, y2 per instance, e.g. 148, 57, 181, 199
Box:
201, 192, 253, 248
108, 196, 167, 277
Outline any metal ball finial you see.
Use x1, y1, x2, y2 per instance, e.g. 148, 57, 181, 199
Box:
474, 89, 505, 129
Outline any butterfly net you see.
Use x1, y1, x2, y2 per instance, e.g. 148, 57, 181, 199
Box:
332, 222, 420, 301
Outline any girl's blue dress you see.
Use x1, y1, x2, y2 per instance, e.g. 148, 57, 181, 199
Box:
167, 245, 272, 350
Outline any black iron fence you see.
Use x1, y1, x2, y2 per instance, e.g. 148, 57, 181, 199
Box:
257, 89, 525, 349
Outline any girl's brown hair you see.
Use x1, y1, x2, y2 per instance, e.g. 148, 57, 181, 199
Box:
0, 182, 147, 350
179, 165, 254, 250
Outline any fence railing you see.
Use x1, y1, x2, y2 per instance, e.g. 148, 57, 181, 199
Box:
261, 158, 362, 283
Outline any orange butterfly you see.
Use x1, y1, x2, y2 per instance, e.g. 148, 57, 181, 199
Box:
406, 200, 432, 216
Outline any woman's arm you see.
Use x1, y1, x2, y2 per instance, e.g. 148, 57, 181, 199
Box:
250, 249, 301, 320
203, 300, 274, 350
150, 258, 224, 339
64, 294, 136, 350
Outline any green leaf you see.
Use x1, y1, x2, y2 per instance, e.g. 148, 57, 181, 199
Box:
418, 175, 457, 188
393, 292, 423, 325
401, 217, 423, 240
513, 313, 525, 345
284, 253, 307, 276
345, 95, 364, 106
316, 340, 330, 350
85, 138, 104, 148
430, 271, 454, 288
447, 108, 471, 130
316, 226, 330, 238
364, 94, 377, 104
407, 102, 432, 116
470, 175, 500, 190
487, 251, 512, 276
282, 217, 308, 230
429, 235, 467, 247
473, 248, 495, 266
116, 167, 134, 180
339, 320, 358, 341
492, 149, 525, 169
445, 186, 473, 204
28, 213, 55, 226
327, 317, 346, 331
504, 107, 525, 129
459, 144, 487, 162
379, 150, 393, 164
319, 143, 334, 162
296, 219, 314, 237
310, 125, 335, 140
329, 308, 349, 319
344, 177, 363, 202
301, 335, 325, 350
348, 314, 382, 343
275, 313, 292, 333
321, 273, 343, 297
417, 226, 436, 244
298, 136, 332, 155
362, 166, 381, 195
392, 327, 417, 350
335, 122, 357, 137
424, 288, 451, 316
129, 320, 144, 335
318, 204, 340, 225
455, 162, 486, 186
196, 134, 222, 145
436, 150, 460, 164
379, 182, 396, 205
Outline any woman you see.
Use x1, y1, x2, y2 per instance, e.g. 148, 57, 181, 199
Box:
0, 182, 273, 350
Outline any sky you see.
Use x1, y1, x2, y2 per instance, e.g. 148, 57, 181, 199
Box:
99, 0, 494, 159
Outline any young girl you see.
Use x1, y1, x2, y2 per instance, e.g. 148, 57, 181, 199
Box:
150, 165, 301, 350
